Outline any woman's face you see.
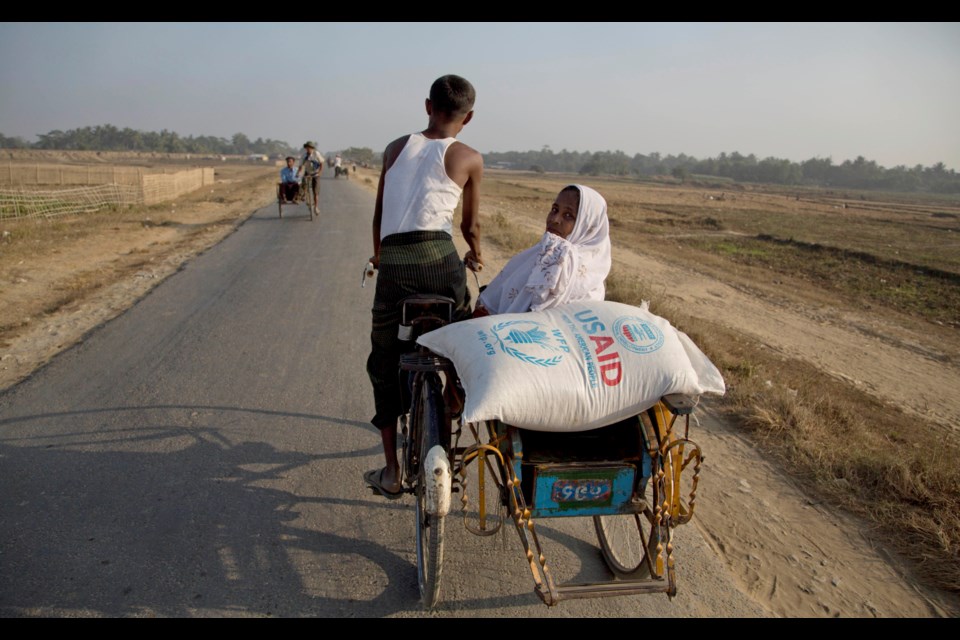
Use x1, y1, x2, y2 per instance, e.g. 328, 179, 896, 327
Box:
546, 189, 579, 240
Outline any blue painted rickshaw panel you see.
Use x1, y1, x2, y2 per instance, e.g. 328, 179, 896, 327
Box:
498, 421, 655, 518
529, 464, 637, 518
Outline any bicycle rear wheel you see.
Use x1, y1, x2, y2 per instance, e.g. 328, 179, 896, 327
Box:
594, 411, 677, 578
593, 500, 662, 578
413, 373, 446, 607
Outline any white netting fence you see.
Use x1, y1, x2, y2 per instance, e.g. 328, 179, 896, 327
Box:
0, 167, 215, 219
2, 163, 147, 186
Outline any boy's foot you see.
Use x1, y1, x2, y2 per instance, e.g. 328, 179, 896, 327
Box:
364, 467, 403, 500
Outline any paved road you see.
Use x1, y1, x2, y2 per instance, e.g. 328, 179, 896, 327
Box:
0, 171, 769, 617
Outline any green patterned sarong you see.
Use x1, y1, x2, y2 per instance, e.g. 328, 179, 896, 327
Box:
367, 231, 470, 430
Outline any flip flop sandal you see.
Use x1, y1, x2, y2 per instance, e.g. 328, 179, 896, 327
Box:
364, 467, 404, 500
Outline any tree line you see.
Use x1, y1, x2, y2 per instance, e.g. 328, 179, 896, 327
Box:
0, 126, 385, 167
484, 148, 960, 194
0, 125, 295, 157
4, 126, 957, 193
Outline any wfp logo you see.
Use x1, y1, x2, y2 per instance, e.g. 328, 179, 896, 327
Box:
491, 320, 565, 367
613, 316, 664, 354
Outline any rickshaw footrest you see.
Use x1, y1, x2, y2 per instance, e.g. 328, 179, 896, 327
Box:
538, 578, 672, 604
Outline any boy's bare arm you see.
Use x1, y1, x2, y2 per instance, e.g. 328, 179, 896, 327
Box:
452, 145, 484, 271
371, 164, 386, 267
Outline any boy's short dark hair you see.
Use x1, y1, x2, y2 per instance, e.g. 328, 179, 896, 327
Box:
285, 156, 295, 162
429, 75, 476, 118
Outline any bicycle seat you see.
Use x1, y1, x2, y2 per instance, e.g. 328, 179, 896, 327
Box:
400, 293, 457, 306
400, 295, 455, 322
399, 295, 456, 341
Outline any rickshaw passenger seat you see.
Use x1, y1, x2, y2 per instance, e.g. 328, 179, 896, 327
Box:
518, 416, 644, 464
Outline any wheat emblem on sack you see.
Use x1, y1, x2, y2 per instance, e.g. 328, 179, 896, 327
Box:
491, 320, 564, 367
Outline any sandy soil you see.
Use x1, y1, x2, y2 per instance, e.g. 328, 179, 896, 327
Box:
1, 163, 956, 617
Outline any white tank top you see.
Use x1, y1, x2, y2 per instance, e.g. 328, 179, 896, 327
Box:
380, 133, 463, 240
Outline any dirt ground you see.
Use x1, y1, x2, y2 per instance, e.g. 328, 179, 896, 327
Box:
1, 161, 957, 617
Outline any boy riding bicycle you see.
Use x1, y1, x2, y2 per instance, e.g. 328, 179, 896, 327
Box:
364, 74, 484, 499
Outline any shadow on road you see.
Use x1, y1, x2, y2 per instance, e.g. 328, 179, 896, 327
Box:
0, 405, 439, 617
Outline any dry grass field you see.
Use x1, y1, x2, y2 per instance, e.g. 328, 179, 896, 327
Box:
2, 154, 958, 614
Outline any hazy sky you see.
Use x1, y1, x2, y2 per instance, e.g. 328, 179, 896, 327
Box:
2, 22, 958, 170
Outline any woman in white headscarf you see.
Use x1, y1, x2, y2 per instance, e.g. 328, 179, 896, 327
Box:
474, 184, 611, 316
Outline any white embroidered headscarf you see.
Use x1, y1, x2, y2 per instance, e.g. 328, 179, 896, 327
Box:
478, 184, 611, 314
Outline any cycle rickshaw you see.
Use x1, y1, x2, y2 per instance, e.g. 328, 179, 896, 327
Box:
389, 294, 704, 608
277, 177, 317, 221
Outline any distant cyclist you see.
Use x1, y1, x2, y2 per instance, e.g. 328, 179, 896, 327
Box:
297, 141, 324, 213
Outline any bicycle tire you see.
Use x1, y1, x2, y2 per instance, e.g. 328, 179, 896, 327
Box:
400, 371, 419, 487
308, 179, 316, 221
593, 484, 663, 578
413, 373, 445, 607
594, 410, 677, 578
